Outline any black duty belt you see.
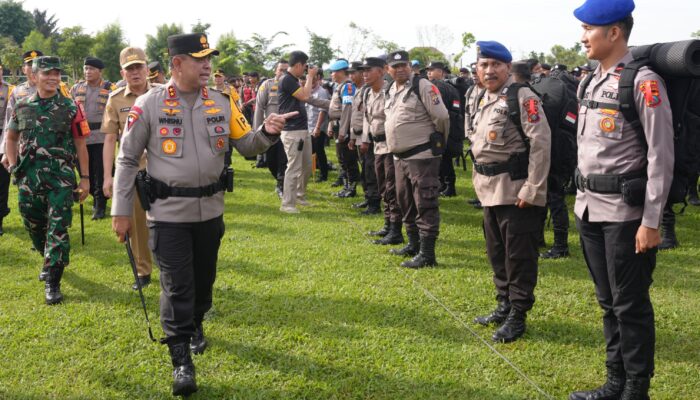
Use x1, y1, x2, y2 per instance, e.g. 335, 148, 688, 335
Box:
88, 122, 102, 131
371, 133, 386, 142
473, 161, 511, 177
151, 176, 225, 198
393, 141, 431, 159
579, 99, 620, 111
574, 168, 646, 194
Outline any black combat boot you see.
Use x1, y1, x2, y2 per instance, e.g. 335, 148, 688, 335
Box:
92, 195, 106, 220
620, 375, 650, 400
0, 217, 4, 236
338, 182, 357, 198
440, 178, 457, 197
492, 308, 526, 343
45, 266, 64, 305
474, 299, 511, 326
39, 266, 50, 281
0, 207, 9, 236
688, 174, 699, 206
330, 171, 345, 187
401, 238, 437, 268
390, 230, 420, 257
168, 339, 197, 397
190, 324, 208, 355
360, 199, 381, 215
374, 221, 404, 245
369, 218, 390, 237
333, 178, 348, 197
540, 230, 570, 259
658, 210, 678, 250
352, 199, 369, 209
569, 364, 626, 400
275, 181, 284, 200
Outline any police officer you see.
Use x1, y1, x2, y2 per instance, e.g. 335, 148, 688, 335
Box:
361, 56, 404, 245
102, 47, 155, 290
569, 1, 673, 398
70, 57, 116, 220
469, 42, 551, 343
111, 34, 292, 396
329, 59, 361, 198
211, 69, 231, 95
5, 56, 91, 304
464, 64, 485, 209
384, 50, 449, 268
254, 59, 289, 197
0, 63, 15, 235
148, 61, 166, 85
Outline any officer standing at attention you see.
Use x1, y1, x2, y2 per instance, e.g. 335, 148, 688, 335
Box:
5, 56, 91, 305
111, 34, 292, 396
0, 63, 15, 235
148, 61, 167, 85
329, 59, 360, 198
470, 41, 551, 343
384, 50, 449, 268
569, 1, 673, 399
102, 47, 155, 290
70, 57, 116, 220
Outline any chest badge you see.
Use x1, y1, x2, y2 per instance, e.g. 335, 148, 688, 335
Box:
162, 139, 177, 154
216, 137, 225, 149
203, 99, 216, 107
488, 131, 498, 141
600, 117, 616, 133
204, 108, 221, 115
162, 108, 181, 116
159, 127, 169, 136
164, 100, 180, 107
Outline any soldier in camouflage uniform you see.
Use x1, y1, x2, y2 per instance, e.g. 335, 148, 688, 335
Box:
4, 56, 91, 305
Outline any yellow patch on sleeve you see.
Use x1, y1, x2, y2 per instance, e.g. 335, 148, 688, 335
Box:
228, 96, 252, 139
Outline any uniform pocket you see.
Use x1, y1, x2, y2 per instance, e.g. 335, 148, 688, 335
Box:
157, 125, 184, 157
595, 111, 624, 140
207, 124, 230, 155
506, 207, 540, 260
418, 181, 440, 209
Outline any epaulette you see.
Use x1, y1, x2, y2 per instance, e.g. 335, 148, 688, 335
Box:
108, 85, 127, 98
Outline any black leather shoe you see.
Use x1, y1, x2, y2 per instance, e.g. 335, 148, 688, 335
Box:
569, 364, 626, 400
352, 200, 369, 209
360, 202, 381, 215
540, 246, 570, 259
132, 274, 151, 291
620, 375, 650, 400
467, 198, 480, 205
172, 365, 197, 396
492, 308, 526, 343
440, 184, 456, 197
474, 300, 511, 326
39, 266, 49, 281
190, 325, 208, 355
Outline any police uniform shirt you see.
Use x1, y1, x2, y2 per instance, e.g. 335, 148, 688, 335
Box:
351, 85, 368, 140
329, 80, 356, 138
465, 85, 485, 139
575, 51, 674, 229
277, 72, 308, 131
2, 81, 36, 152
0, 81, 14, 133
306, 85, 329, 133
253, 78, 280, 131
364, 83, 390, 155
71, 80, 113, 145
112, 81, 276, 223
384, 74, 450, 159
471, 76, 551, 207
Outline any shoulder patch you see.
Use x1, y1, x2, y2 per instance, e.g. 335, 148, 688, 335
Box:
639, 80, 661, 108
524, 98, 541, 123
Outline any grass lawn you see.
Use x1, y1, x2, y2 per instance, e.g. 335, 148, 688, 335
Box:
0, 155, 698, 399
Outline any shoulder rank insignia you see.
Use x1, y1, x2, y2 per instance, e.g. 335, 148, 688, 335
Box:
205, 107, 221, 114
167, 86, 177, 99
203, 99, 216, 107
164, 99, 180, 107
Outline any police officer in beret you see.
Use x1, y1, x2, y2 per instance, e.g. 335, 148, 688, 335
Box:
569, 0, 673, 398
384, 50, 449, 268
111, 33, 294, 396
70, 57, 116, 220
470, 41, 551, 343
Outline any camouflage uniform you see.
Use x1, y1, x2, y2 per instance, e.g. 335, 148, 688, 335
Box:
7, 93, 84, 269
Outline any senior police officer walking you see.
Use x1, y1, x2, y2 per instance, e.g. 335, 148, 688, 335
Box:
0, 63, 15, 235
469, 42, 551, 343
70, 57, 116, 220
569, 1, 673, 399
5, 56, 91, 304
111, 33, 293, 396
384, 50, 449, 268
102, 47, 155, 290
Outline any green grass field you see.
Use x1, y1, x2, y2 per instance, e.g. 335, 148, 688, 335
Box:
1, 155, 699, 400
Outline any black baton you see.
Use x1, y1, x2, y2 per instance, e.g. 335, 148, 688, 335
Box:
125, 232, 156, 342
80, 203, 85, 245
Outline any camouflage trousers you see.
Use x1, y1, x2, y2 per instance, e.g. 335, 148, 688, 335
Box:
18, 186, 73, 269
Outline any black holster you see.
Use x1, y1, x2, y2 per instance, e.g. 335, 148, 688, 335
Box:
429, 131, 446, 157
135, 169, 153, 211
225, 167, 234, 193
621, 177, 647, 207
507, 151, 529, 181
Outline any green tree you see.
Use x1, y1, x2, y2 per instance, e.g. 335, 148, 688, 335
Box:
307, 29, 334, 66
453, 32, 476, 65
22, 30, 52, 54
57, 26, 95, 81
191, 20, 211, 35
0, 36, 22, 80
545, 42, 588, 68
146, 23, 184, 74
692, 30, 700, 38
214, 32, 242, 77
32, 9, 59, 38
374, 39, 401, 55
0, 0, 35, 44
92, 23, 127, 82
341, 22, 374, 61
239, 32, 292, 75
526, 51, 547, 63
408, 46, 447, 67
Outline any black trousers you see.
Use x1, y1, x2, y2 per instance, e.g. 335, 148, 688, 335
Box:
312, 134, 328, 179
340, 137, 360, 183
149, 215, 225, 340
375, 153, 401, 223
483, 205, 540, 312
361, 146, 379, 201
576, 214, 655, 377
266, 140, 287, 187
439, 154, 456, 186
395, 157, 441, 238
539, 175, 569, 242
0, 164, 9, 216
87, 143, 105, 201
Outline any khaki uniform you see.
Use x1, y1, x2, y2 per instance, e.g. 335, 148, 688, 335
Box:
471, 76, 551, 313
352, 85, 379, 206
0, 81, 14, 133
101, 83, 152, 276
464, 84, 484, 140
2, 81, 36, 151
252, 78, 286, 190
575, 51, 674, 377
384, 74, 449, 238
0, 81, 15, 219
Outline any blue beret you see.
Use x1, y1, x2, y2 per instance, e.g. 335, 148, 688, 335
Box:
574, 0, 635, 25
329, 59, 349, 72
411, 60, 420, 67
476, 41, 512, 63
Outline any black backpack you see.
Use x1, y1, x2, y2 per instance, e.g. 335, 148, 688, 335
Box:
578, 40, 700, 206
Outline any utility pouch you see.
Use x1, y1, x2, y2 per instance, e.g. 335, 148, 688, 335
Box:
429, 131, 445, 156
621, 177, 647, 207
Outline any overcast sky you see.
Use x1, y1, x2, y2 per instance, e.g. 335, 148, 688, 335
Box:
19, 0, 700, 66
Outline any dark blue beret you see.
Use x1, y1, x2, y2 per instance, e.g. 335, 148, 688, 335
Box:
476, 41, 512, 63
84, 57, 104, 69
574, 0, 635, 25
